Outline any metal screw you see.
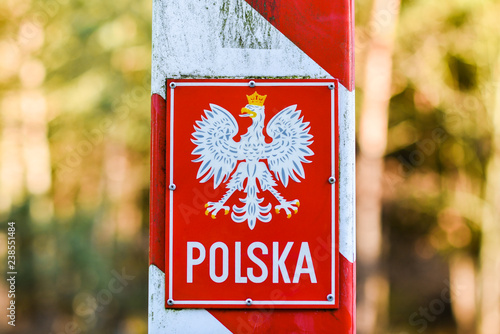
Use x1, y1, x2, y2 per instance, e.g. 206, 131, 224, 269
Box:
167, 299, 174, 306
328, 83, 335, 90
169, 184, 176, 191
169, 82, 176, 89
327, 294, 334, 302
245, 298, 252, 306
328, 177, 336, 184
248, 80, 256, 88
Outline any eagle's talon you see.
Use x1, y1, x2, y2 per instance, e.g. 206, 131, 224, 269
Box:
296, 201, 300, 207
205, 202, 230, 218
287, 213, 291, 219
275, 199, 299, 218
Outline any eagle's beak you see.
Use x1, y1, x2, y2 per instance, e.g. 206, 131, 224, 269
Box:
240, 107, 257, 118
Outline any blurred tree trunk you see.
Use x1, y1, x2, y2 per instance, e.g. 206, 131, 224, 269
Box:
449, 253, 476, 334
479, 56, 500, 334
357, 0, 400, 332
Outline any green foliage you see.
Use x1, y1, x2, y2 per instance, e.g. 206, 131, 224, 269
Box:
356, 0, 499, 332
0, 0, 151, 332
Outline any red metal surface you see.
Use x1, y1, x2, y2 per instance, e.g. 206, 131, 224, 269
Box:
244, 0, 355, 91
150, 82, 354, 331
164, 79, 339, 309
150, 93, 166, 272
209, 254, 355, 334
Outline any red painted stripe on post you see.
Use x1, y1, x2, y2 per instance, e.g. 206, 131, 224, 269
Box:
245, 0, 355, 91
150, 93, 166, 272
209, 254, 355, 334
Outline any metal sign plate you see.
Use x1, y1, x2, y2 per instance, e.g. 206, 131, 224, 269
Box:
165, 79, 339, 309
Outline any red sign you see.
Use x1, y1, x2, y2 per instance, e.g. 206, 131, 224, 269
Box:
165, 79, 339, 309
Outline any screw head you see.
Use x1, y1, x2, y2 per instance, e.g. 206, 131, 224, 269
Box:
327, 294, 334, 302
328, 83, 335, 90
167, 298, 174, 306
169, 82, 176, 89
169, 184, 176, 191
245, 298, 252, 306
248, 80, 256, 88
328, 177, 336, 184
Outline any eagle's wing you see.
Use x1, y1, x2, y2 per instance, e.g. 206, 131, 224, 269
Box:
265, 105, 314, 187
191, 104, 240, 188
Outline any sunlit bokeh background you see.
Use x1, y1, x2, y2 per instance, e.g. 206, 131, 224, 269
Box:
0, 0, 151, 333
0, 0, 499, 333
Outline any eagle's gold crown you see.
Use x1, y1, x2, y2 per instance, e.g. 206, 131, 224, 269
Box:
246, 92, 267, 106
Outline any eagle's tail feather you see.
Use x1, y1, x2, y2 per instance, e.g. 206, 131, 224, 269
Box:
231, 177, 271, 230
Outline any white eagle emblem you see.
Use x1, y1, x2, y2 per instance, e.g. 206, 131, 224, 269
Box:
191, 92, 314, 230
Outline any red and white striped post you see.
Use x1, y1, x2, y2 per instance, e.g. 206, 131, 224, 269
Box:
150, 1, 355, 332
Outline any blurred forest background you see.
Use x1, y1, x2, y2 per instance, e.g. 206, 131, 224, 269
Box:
0, 0, 499, 333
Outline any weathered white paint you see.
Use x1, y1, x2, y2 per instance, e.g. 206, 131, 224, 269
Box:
152, 0, 331, 98
338, 83, 356, 263
148, 264, 232, 334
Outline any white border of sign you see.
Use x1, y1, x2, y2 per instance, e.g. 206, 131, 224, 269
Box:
167, 80, 338, 307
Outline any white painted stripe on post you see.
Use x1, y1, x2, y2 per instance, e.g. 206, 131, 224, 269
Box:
148, 264, 232, 334
338, 83, 356, 263
152, 0, 331, 98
